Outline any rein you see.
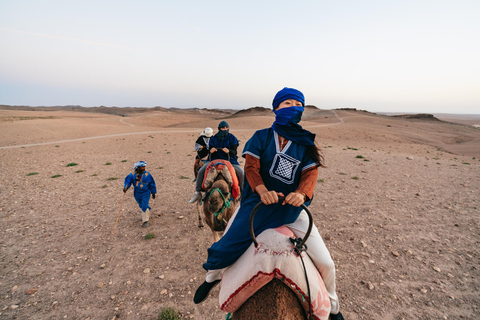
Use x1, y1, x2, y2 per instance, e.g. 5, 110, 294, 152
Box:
210, 188, 232, 222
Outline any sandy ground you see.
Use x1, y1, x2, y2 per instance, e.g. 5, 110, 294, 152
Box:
0, 108, 479, 320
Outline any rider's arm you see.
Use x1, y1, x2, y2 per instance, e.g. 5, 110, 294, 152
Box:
244, 154, 264, 191
296, 166, 318, 201
228, 144, 238, 157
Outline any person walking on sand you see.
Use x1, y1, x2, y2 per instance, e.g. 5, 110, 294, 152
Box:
189, 121, 244, 203
193, 127, 214, 181
123, 161, 157, 228
192, 88, 344, 320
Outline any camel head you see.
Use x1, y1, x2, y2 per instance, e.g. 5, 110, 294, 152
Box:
205, 179, 230, 214
204, 179, 234, 232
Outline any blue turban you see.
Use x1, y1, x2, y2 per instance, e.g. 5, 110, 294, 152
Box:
134, 161, 147, 170
218, 121, 229, 129
272, 87, 305, 110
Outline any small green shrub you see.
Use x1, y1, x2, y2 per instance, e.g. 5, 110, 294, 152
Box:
352, 176, 360, 180
105, 162, 112, 165
55, 145, 60, 148
92, 174, 98, 176
51, 175, 62, 178
101, 184, 108, 188
364, 159, 370, 162
158, 167, 164, 169
107, 177, 118, 180
158, 307, 181, 320
317, 179, 324, 183
27, 172, 39, 176
148, 151, 152, 153
121, 160, 127, 162
463, 162, 471, 165
180, 176, 189, 179
66, 163, 78, 167
166, 152, 171, 154
356, 155, 364, 159
76, 170, 84, 173
145, 233, 156, 240
338, 172, 347, 175
347, 147, 358, 150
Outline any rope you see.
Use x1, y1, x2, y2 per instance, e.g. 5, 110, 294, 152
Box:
289, 237, 312, 320
211, 188, 232, 220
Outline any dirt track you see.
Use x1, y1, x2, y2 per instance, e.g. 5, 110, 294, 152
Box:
0, 108, 479, 319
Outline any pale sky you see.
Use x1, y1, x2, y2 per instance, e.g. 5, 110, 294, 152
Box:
1, 0, 479, 114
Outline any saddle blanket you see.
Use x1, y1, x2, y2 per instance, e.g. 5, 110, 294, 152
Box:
202, 160, 240, 199
219, 226, 331, 319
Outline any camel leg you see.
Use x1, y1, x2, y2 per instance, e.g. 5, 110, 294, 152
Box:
197, 202, 204, 228
213, 231, 220, 243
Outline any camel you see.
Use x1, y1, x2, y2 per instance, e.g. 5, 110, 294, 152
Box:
200, 160, 239, 242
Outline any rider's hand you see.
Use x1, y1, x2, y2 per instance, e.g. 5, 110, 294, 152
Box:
210, 147, 217, 153
222, 147, 229, 153
256, 184, 284, 205
123, 188, 128, 193
283, 192, 305, 207
152, 193, 156, 199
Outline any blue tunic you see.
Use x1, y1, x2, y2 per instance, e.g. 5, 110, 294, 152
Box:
124, 171, 157, 212
209, 133, 240, 165
203, 128, 317, 270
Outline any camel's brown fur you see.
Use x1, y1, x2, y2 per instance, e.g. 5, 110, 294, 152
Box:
232, 278, 307, 320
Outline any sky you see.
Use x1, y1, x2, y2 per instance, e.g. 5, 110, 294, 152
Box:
0, 0, 479, 114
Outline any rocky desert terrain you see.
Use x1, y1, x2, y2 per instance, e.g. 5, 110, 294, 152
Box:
0, 106, 479, 320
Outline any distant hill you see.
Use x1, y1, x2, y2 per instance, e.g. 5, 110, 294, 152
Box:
391, 113, 442, 122
0, 105, 236, 117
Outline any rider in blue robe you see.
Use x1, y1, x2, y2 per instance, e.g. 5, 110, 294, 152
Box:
203, 128, 316, 270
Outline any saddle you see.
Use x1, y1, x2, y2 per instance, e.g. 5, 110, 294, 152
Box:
219, 226, 331, 320
202, 160, 240, 199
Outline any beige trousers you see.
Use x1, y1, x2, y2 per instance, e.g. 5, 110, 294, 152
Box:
141, 209, 150, 223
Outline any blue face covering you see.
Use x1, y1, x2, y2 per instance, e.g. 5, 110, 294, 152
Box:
216, 129, 229, 140
271, 106, 315, 146
273, 106, 304, 126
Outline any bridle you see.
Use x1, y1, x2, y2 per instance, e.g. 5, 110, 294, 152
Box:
206, 187, 232, 228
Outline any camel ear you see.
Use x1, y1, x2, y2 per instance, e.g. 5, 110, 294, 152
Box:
221, 166, 233, 188
204, 167, 219, 190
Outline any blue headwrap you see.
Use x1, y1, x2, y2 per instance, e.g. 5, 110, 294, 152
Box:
218, 121, 229, 129
134, 161, 147, 170
272, 87, 305, 110
271, 88, 315, 146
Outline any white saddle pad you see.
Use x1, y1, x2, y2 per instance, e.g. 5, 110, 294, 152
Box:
219, 226, 331, 319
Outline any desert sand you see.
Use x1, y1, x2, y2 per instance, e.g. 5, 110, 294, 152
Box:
0, 107, 479, 320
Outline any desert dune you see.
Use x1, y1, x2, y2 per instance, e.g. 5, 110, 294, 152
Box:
0, 106, 479, 319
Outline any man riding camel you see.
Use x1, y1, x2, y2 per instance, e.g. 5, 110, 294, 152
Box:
189, 121, 244, 203
123, 161, 157, 228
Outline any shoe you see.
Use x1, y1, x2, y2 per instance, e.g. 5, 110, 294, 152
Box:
189, 191, 202, 204
330, 312, 345, 320
142, 221, 148, 228
193, 280, 220, 304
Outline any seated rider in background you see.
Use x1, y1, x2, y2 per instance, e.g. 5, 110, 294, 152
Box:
189, 121, 244, 203
193, 127, 214, 181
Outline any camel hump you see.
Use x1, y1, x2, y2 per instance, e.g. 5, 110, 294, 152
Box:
202, 160, 236, 192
